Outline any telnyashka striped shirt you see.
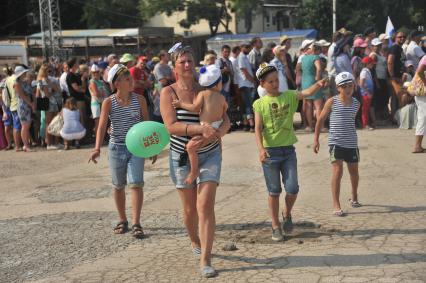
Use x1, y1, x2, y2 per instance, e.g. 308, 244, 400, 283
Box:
170, 108, 219, 154
328, 96, 359, 148
109, 93, 141, 145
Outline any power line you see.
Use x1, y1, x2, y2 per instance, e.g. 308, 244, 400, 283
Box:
0, 13, 31, 30
68, 0, 143, 20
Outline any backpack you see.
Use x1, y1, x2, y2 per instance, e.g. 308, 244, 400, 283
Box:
1, 83, 11, 108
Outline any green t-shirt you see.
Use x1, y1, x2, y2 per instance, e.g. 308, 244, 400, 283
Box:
6, 75, 17, 111
253, 90, 299, 148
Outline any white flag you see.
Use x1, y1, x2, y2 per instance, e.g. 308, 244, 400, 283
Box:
385, 16, 395, 46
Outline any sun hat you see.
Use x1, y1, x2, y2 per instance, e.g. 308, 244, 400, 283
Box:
198, 65, 221, 88
280, 35, 290, 45
316, 39, 331, 47
337, 27, 353, 36
378, 33, 390, 41
371, 38, 382, 46
119, 53, 135, 64
90, 64, 100, 72
362, 56, 376, 65
14, 65, 29, 78
107, 64, 127, 84
300, 39, 315, 50
272, 45, 285, 56
353, 38, 368, 48
151, 56, 160, 63
256, 62, 277, 81
335, 72, 354, 86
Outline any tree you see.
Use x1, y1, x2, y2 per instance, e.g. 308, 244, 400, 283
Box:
139, 0, 231, 36
80, 0, 142, 29
228, 0, 261, 33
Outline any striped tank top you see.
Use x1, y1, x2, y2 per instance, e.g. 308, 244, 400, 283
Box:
169, 86, 219, 154
109, 93, 141, 145
328, 96, 359, 148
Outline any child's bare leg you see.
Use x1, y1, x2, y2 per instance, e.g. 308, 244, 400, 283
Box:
185, 138, 201, 185
331, 161, 344, 211
347, 162, 359, 202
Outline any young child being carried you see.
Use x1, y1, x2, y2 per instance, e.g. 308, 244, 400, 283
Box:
172, 65, 227, 184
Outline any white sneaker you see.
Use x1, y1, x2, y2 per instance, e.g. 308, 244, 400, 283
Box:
47, 145, 60, 150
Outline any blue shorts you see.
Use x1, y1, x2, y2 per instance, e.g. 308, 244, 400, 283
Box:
169, 145, 222, 189
3, 109, 13, 127
261, 146, 299, 196
108, 143, 145, 189
11, 111, 21, 130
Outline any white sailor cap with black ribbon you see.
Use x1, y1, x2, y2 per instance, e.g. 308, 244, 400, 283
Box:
335, 72, 355, 86
168, 42, 183, 54
107, 64, 128, 84
256, 62, 277, 81
198, 65, 222, 88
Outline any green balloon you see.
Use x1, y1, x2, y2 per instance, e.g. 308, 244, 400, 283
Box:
125, 121, 170, 158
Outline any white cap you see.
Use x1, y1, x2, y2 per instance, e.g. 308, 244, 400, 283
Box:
300, 39, 315, 50
90, 64, 100, 72
198, 65, 221, 88
316, 39, 331, 47
107, 64, 126, 84
335, 72, 355, 86
14, 65, 29, 78
371, 38, 382, 46
379, 33, 390, 41
405, 60, 414, 67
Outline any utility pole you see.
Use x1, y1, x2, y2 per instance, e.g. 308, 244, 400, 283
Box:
38, 0, 62, 62
332, 0, 336, 33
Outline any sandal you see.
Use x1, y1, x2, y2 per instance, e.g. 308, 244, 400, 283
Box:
349, 199, 362, 208
333, 210, 345, 217
131, 224, 145, 239
113, 221, 128, 234
412, 148, 425, 154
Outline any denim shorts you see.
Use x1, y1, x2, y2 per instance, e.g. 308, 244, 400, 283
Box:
11, 111, 21, 130
169, 145, 222, 189
261, 146, 299, 196
108, 143, 145, 189
3, 108, 12, 127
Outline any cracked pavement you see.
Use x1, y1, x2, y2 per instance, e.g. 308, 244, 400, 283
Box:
0, 127, 425, 282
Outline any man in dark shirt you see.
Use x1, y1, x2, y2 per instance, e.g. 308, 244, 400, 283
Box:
387, 31, 407, 119
66, 57, 88, 128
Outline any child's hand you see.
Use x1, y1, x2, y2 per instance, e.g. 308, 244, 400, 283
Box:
317, 78, 329, 88
2, 112, 8, 121
259, 149, 270, 163
172, 99, 181, 108
313, 140, 320, 154
88, 149, 100, 164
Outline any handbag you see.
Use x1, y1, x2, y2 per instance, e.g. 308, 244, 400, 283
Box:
407, 74, 425, 97
47, 113, 64, 136
36, 82, 50, 111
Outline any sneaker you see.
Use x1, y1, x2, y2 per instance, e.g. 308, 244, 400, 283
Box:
200, 266, 217, 278
282, 215, 294, 233
46, 145, 58, 150
271, 228, 284, 241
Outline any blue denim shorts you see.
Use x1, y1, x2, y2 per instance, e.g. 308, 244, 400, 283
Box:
261, 146, 299, 196
11, 111, 21, 130
169, 145, 222, 189
108, 143, 145, 189
3, 108, 12, 127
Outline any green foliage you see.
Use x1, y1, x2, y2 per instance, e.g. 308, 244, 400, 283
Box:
297, 0, 426, 39
139, 0, 231, 35
81, 0, 142, 29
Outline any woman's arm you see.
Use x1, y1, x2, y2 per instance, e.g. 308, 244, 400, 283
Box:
89, 81, 101, 98
14, 82, 33, 106
313, 97, 333, 153
314, 59, 322, 81
254, 111, 268, 163
160, 85, 215, 139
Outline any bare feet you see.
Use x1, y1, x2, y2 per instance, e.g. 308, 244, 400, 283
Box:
184, 172, 198, 185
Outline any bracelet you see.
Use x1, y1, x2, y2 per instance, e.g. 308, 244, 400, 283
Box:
185, 124, 189, 136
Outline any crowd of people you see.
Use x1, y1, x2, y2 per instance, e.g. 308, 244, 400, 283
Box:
1, 25, 425, 278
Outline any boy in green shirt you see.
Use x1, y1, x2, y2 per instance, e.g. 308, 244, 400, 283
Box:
253, 63, 327, 241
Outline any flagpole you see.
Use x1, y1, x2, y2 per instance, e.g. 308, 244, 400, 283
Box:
333, 0, 336, 33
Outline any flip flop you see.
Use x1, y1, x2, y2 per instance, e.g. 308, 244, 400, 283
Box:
349, 199, 362, 208
333, 210, 345, 217
412, 149, 425, 154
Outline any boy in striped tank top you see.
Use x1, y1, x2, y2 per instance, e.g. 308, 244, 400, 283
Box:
314, 72, 361, 217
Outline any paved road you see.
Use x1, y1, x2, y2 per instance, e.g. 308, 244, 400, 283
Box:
0, 128, 425, 282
